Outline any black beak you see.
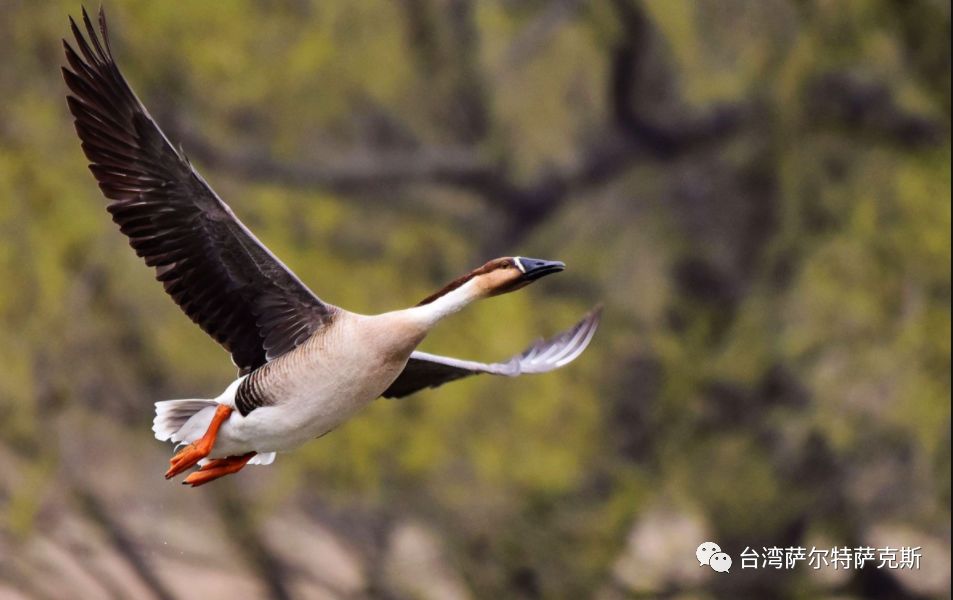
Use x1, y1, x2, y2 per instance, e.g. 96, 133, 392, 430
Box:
518, 257, 566, 281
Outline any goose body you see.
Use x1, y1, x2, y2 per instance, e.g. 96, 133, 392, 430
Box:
172, 309, 425, 458
63, 9, 600, 486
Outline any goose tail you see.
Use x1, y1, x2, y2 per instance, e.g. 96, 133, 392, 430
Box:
152, 399, 219, 443
152, 383, 276, 467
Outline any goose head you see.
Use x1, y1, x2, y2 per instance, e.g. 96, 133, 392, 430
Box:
475, 256, 566, 297
417, 256, 565, 308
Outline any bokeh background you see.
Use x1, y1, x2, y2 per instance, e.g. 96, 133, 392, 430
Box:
0, 1, 950, 598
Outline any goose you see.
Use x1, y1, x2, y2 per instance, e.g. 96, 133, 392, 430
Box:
62, 8, 601, 487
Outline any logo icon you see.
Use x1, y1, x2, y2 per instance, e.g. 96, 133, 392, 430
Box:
710, 551, 732, 573
696, 542, 721, 566
697, 542, 732, 573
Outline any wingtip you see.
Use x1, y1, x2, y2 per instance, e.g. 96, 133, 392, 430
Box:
577, 303, 603, 332
583, 303, 603, 339
98, 5, 111, 50
589, 305, 603, 328
68, 14, 80, 37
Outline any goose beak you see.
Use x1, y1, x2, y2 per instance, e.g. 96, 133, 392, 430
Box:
517, 257, 566, 281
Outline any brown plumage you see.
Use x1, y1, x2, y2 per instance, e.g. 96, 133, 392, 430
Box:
62, 8, 336, 375
416, 258, 516, 306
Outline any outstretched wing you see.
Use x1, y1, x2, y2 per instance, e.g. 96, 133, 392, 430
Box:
382, 306, 601, 399
63, 8, 336, 375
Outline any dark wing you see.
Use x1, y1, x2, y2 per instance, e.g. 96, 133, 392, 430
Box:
62, 8, 335, 375
382, 306, 601, 399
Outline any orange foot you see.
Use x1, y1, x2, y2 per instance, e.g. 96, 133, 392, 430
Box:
182, 452, 257, 487
165, 404, 233, 479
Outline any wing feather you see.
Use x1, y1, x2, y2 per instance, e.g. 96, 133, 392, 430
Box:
381, 306, 601, 399
63, 8, 335, 375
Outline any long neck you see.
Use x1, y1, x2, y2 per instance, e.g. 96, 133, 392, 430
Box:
406, 278, 483, 328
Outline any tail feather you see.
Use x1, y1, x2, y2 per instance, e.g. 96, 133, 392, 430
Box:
153, 399, 218, 442
153, 395, 277, 468
197, 452, 275, 466
248, 453, 276, 465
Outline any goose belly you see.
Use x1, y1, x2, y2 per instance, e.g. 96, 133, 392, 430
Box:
210, 310, 427, 457
223, 349, 409, 453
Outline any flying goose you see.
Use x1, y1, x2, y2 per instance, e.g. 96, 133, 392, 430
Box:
63, 8, 601, 487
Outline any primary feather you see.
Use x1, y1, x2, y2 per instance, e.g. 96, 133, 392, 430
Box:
62, 7, 335, 375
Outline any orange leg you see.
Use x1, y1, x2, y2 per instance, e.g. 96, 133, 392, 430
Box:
182, 452, 257, 487
165, 404, 233, 479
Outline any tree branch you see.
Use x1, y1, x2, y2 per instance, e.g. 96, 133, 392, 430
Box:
74, 487, 177, 600
173, 0, 749, 249
178, 130, 495, 194
212, 485, 292, 600
499, 0, 587, 72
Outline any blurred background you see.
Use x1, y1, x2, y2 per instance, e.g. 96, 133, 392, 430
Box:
0, 1, 949, 598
